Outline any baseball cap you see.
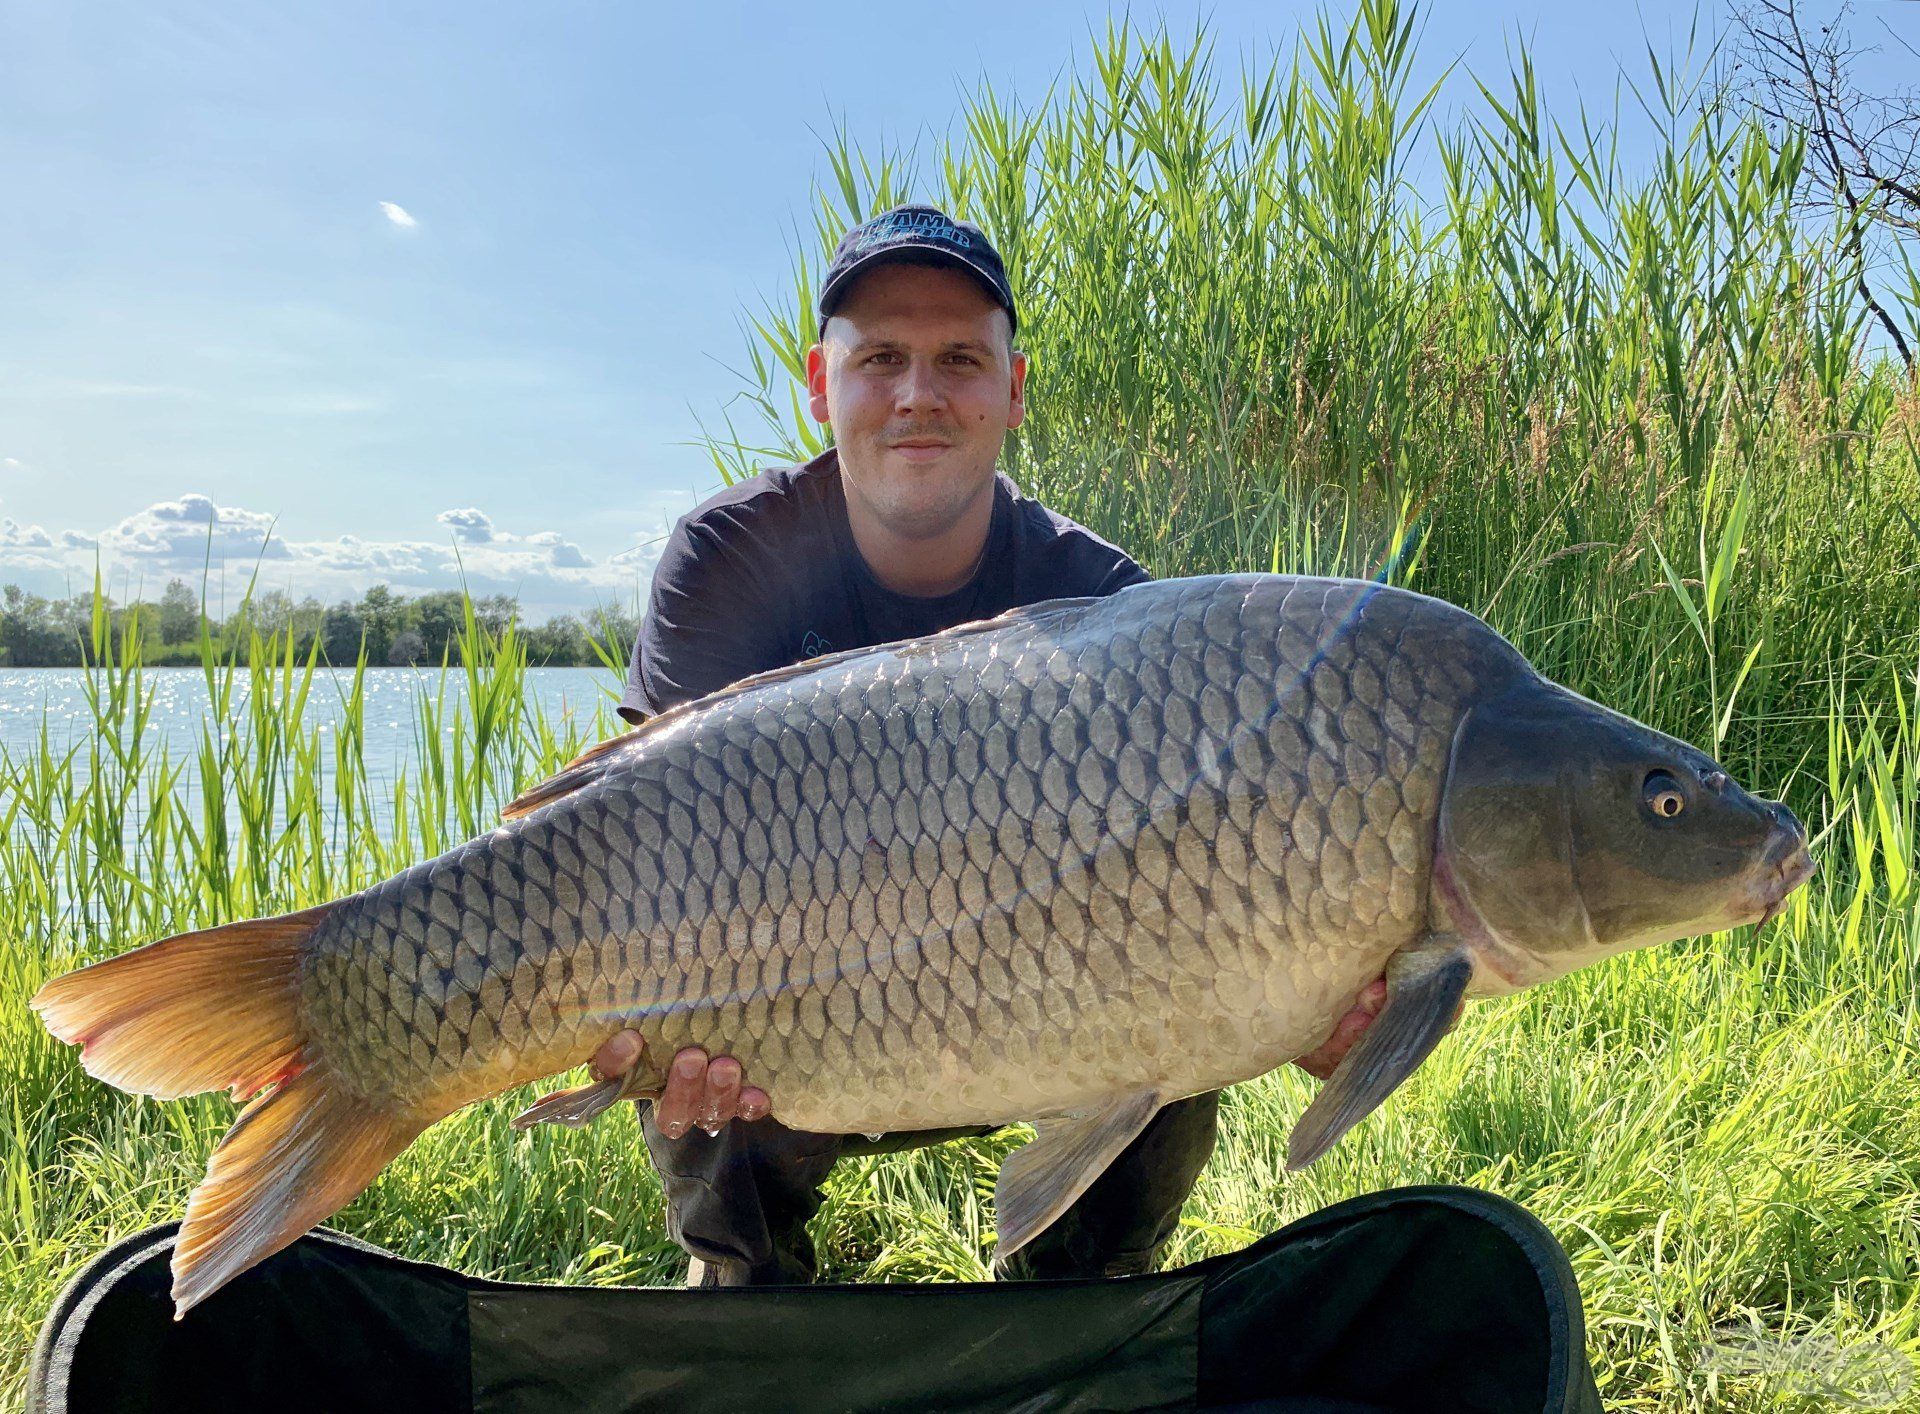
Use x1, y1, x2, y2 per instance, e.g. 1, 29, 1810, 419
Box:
816, 203, 1019, 338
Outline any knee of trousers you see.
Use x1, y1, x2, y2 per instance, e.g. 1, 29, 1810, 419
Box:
995, 1091, 1223, 1280
638, 1102, 843, 1263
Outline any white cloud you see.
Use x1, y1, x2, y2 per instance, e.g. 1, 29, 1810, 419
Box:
0, 493, 655, 619
305, 534, 442, 577
2, 518, 54, 549
2, 457, 23, 471
0, 508, 65, 571
607, 540, 660, 567
379, 201, 418, 230
42, 379, 199, 400
608, 530, 668, 567
263, 391, 385, 416
100, 493, 291, 562
437, 507, 494, 543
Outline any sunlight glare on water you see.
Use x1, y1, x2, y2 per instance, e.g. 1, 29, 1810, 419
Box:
0, 666, 620, 834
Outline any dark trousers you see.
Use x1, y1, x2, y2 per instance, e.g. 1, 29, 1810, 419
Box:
638, 1092, 1222, 1285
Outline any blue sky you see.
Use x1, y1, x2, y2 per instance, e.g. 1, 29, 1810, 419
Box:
1, 0, 1909, 619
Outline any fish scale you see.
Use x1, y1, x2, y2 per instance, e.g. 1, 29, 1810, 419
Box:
297, 575, 1513, 1128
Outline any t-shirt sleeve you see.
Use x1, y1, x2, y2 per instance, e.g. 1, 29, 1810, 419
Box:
619, 516, 783, 723
1062, 530, 1151, 598
1021, 495, 1151, 601
1090, 552, 1151, 595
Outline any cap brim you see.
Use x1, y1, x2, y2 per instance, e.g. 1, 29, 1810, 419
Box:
817, 245, 1013, 331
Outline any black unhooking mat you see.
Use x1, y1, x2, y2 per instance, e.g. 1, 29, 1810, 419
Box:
29, 1183, 1606, 1413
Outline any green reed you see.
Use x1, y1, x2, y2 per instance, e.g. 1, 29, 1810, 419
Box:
705, 0, 1919, 812
691, 2, 1920, 1403
5, 3, 1918, 1408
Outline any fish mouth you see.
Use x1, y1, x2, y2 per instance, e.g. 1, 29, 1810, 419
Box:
1753, 845, 1816, 926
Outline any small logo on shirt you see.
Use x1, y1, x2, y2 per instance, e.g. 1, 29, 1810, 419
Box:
801, 630, 833, 658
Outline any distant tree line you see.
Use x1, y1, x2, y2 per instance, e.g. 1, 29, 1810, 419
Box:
0, 580, 640, 669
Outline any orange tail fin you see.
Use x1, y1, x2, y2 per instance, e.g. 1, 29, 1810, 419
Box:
169, 1057, 427, 1315
31, 905, 332, 1101
32, 906, 430, 1317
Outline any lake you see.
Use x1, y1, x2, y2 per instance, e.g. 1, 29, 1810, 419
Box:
0, 666, 626, 832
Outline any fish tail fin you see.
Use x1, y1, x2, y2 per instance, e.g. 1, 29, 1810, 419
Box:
32, 904, 429, 1316
171, 1059, 427, 1317
30, 904, 333, 1102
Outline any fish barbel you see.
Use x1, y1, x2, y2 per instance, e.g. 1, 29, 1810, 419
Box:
32, 574, 1814, 1316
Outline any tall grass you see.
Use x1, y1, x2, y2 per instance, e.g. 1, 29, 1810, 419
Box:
5, 3, 1918, 1409
707, 0, 1918, 807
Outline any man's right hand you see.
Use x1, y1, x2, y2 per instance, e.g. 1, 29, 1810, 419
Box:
591, 1031, 770, 1139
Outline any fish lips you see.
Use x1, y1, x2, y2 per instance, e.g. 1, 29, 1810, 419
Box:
1748, 806, 1816, 926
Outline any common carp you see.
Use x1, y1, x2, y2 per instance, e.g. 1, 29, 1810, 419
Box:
33, 574, 1814, 1316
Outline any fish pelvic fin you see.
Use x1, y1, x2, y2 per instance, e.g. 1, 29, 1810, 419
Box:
509, 1064, 660, 1130
993, 1089, 1162, 1270
30, 904, 333, 1102
171, 1060, 428, 1319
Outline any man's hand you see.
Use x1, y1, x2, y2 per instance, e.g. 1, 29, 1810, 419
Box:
1290, 976, 1466, 1082
590, 1031, 770, 1139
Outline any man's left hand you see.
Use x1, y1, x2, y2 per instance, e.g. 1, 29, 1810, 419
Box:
590, 1032, 771, 1138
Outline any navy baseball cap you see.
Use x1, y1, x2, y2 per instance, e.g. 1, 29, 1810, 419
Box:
817, 204, 1018, 338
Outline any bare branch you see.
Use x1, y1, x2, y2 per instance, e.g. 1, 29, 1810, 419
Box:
1728, 0, 1918, 365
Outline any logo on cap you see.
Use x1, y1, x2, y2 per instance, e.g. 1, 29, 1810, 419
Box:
852, 210, 973, 252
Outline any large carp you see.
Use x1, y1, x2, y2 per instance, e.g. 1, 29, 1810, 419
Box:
34, 574, 1813, 1316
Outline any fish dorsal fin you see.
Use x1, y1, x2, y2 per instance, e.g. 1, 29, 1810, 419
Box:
501, 594, 1108, 821
500, 729, 651, 820
994, 1088, 1161, 1265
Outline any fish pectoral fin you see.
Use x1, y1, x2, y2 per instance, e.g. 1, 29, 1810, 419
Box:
994, 1088, 1161, 1266
1285, 937, 1474, 1171
510, 1065, 658, 1131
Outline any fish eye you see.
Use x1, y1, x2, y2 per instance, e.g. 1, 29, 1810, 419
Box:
1643, 769, 1687, 819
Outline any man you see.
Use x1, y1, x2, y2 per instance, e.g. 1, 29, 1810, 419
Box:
589, 205, 1393, 1287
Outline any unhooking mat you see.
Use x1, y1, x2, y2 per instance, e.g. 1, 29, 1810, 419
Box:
29, 1183, 1607, 1413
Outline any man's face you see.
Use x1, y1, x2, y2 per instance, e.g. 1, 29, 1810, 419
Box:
806, 262, 1028, 542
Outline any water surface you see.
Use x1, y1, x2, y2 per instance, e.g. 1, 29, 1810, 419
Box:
0, 666, 624, 832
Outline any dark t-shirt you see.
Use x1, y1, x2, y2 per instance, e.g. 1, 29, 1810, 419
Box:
620, 447, 1149, 723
